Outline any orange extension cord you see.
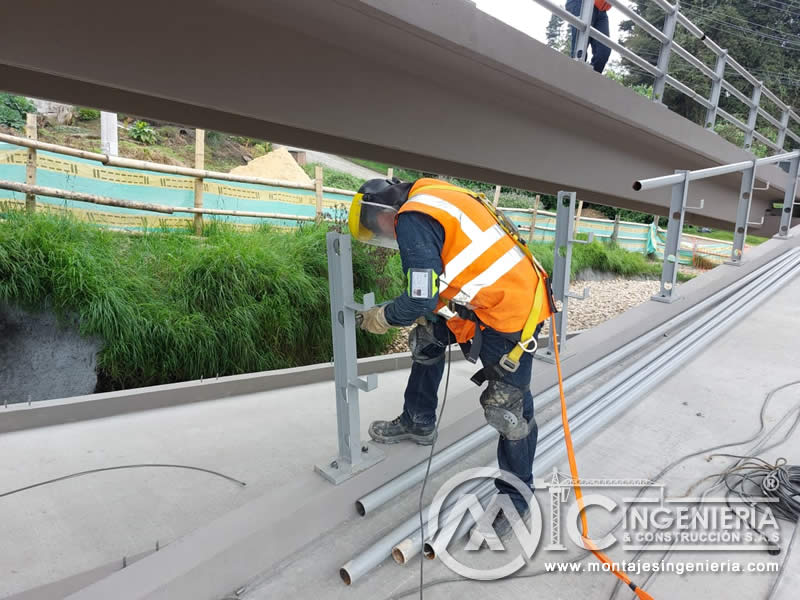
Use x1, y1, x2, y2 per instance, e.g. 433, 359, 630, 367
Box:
550, 314, 656, 600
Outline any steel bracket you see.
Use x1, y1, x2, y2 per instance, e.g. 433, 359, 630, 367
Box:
774, 153, 799, 239
726, 163, 757, 267
314, 233, 385, 484
652, 171, 689, 303
537, 191, 587, 363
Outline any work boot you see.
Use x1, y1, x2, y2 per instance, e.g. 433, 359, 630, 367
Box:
368, 416, 436, 445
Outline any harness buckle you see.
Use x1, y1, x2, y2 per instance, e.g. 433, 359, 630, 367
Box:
498, 353, 520, 373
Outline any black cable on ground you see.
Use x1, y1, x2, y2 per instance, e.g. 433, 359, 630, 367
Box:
388, 380, 800, 600
417, 342, 452, 600
0, 464, 247, 499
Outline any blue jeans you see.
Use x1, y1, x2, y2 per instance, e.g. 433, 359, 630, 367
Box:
566, 0, 611, 74
401, 325, 538, 513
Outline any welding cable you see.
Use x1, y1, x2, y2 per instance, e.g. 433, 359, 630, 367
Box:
387, 375, 800, 599
417, 342, 453, 600
0, 464, 246, 499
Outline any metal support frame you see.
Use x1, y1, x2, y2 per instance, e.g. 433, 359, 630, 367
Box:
743, 82, 763, 151
537, 191, 590, 363
726, 162, 757, 266
652, 171, 690, 303
314, 232, 385, 484
705, 50, 728, 128
573, 0, 594, 66
775, 153, 800, 239
652, 6, 678, 104
776, 108, 791, 152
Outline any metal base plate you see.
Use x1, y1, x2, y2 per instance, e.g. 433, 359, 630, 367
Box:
314, 441, 386, 485
724, 259, 743, 267
651, 293, 680, 304
535, 349, 574, 364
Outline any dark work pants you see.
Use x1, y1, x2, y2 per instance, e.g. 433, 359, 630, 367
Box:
400, 325, 538, 513
566, 0, 611, 74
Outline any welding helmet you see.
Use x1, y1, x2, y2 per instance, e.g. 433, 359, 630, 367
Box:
348, 178, 413, 249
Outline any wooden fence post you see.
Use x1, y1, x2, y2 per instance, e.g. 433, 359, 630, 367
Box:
528, 194, 540, 244
315, 165, 324, 222
492, 185, 501, 207
611, 212, 621, 243
574, 198, 584, 236
193, 129, 205, 235
387, 167, 394, 179
25, 113, 37, 213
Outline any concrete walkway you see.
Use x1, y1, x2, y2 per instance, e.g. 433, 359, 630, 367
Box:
278, 146, 387, 180
239, 272, 800, 599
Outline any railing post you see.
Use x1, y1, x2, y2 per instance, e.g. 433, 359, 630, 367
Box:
387, 167, 394, 179
193, 128, 205, 236
776, 107, 791, 152
573, 0, 594, 66
611, 212, 621, 243
743, 81, 763, 151
528, 194, 540, 244
315, 165, 324, 223
25, 113, 37, 214
652, 5, 678, 104
726, 162, 757, 265
705, 50, 728, 129
314, 232, 385, 484
492, 185, 501, 207
537, 191, 590, 363
775, 153, 799, 239
652, 170, 689, 303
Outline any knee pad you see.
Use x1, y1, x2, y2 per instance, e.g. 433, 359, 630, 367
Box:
480, 380, 529, 441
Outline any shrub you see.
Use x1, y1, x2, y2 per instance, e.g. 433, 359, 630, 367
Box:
76, 107, 101, 121
129, 120, 158, 144
0, 94, 35, 130
0, 212, 403, 390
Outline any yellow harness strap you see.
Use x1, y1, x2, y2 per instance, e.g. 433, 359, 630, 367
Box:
410, 183, 553, 371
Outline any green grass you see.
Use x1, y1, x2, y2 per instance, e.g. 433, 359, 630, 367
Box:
683, 226, 768, 246
302, 163, 367, 191
529, 238, 694, 282
0, 210, 402, 391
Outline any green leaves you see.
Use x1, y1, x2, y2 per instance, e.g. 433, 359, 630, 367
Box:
0, 94, 35, 130
129, 120, 158, 145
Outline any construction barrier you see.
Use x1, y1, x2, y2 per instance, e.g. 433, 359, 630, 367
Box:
0, 141, 733, 263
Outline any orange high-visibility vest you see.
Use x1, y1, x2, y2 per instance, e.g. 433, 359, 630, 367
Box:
398, 178, 550, 344
595, 0, 611, 10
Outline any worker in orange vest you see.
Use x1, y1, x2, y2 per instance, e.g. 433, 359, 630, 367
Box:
349, 177, 553, 536
566, 0, 611, 73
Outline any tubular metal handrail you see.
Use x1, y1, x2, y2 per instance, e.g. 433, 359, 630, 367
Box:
533, 0, 797, 155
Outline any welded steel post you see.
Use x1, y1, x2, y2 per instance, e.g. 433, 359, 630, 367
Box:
572, 0, 594, 65
705, 50, 728, 128
775, 154, 800, 239
652, 5, 678, 104
727, 162, 757, 266
776, 108, 790, 152
652, 171, 689, 303
743, 82, 763, 151
315, 232, 385, 484
538, 191, 589, 362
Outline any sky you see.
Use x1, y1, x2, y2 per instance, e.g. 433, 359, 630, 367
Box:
472, 0, 630, 55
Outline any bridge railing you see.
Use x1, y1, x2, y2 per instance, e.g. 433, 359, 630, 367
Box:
532, 0, 799, 156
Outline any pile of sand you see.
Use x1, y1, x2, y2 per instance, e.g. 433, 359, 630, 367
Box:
229, 146, 312, 184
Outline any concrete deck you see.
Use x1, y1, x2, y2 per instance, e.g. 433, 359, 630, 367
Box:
239, 254, 800, 600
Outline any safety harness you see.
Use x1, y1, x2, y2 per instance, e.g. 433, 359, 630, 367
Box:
409, 183, 555, 383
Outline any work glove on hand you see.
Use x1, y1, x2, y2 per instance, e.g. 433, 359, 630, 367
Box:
357, 305, 391, 335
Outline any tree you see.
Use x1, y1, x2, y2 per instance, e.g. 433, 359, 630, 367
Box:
619, 0, 800, 138
546, 14, 569, 55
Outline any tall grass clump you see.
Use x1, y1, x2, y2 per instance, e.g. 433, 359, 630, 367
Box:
0, 211, 402, 391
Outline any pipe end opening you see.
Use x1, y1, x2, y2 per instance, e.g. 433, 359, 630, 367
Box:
355, 501, 366, 517
339, 568, 352, 585
391, 548, 405, 564
633, 181, 643, 191
423, 543, 435, 560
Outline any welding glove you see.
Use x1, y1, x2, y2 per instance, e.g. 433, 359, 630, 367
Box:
357, 305, 391, 335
